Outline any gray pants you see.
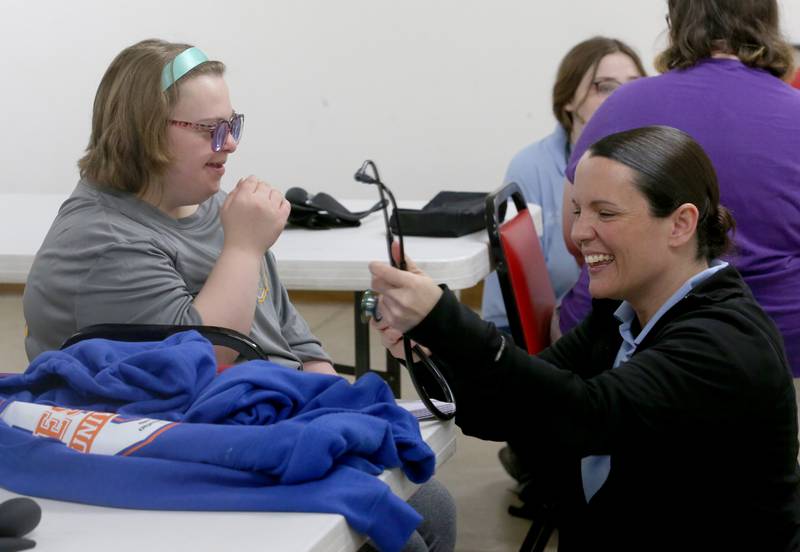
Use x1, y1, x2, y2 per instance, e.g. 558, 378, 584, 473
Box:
360, 478, 456, 552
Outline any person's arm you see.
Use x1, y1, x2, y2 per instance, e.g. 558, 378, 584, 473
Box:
302, 359, 337, 375
262, 252, 337, 374
369, 242, 597, 374
408, 284, 609, 443
557, 267, 593, 335
369, 242, 599, 444
371, 245, 786, 463
193, 176, 290, 365
415, 287, 706, 455
561, 178, 583, 265
416, 275, 791, 465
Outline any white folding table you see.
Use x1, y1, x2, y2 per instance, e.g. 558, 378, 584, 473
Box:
0, 194, 542, 287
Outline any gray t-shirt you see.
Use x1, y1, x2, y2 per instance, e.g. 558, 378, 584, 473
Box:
23, 180, 330, 368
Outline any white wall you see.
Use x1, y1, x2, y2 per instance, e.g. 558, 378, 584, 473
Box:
1, 1, 798, 200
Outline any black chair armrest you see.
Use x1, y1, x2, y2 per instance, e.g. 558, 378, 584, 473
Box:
61, 324, 268, 361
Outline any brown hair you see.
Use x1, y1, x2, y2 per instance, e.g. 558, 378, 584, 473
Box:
589, 125, 736, 262
553, 36, 646, 138
78, 39, 226, 194
655, 0, 795, 79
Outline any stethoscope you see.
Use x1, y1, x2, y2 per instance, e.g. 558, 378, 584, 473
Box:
355, 160, 456, 421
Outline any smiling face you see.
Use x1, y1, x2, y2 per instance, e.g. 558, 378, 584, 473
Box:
154, 74, 238, 217
565, 52, 643, 143
570, 153, 703, 323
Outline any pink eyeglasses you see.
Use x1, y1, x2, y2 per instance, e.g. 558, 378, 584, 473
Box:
169, 112, 244, 152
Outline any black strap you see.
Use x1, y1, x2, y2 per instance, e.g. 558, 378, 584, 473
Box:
61, 324, 268, 361
309, 192, 385, 222
286, 187, 385, 222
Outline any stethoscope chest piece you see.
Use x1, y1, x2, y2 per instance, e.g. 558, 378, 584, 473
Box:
360, 290, 381, 324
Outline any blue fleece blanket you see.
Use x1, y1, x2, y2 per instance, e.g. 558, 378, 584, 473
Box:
0, 331, 435, 552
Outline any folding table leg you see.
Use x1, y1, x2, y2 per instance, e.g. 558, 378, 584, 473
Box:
384, 352, 401, 397
353, 291, 370, 379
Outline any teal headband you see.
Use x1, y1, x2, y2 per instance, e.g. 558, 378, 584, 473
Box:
161, 47, 209, 91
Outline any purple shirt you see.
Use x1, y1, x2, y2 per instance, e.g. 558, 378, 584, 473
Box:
561, 59, 800, 375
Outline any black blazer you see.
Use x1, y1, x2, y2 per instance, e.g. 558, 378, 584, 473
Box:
410, 266, 800, 550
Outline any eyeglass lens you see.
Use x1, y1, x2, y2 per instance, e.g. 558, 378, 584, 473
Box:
211, 115, 244, 152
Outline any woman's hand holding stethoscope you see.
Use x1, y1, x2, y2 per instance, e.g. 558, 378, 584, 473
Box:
360, 159, 455, 420
371, 317, 432, 363
368, 241, 455, 420
368, 241, 443, 334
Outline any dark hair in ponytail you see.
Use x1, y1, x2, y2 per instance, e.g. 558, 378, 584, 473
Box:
701, 205, 736, 261
588, 125, 735, 261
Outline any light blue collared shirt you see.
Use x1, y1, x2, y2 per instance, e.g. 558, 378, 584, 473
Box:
580, 260, 729, 502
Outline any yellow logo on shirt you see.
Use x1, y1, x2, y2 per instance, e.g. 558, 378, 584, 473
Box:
257, 258, 269, 304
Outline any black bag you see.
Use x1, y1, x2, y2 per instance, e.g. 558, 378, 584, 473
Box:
389, 191, 488, 237
286, 187, 385, 229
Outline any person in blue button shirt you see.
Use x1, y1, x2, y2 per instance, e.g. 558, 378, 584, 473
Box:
481, 36, 646, 334
370, 126, 800, 551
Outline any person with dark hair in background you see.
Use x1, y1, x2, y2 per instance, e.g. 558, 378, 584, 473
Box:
371, 126, 800, 550
558, 0, 800, 378
482, 36, 645, 333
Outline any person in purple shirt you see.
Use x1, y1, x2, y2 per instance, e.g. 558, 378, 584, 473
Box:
558, 0, 800, 376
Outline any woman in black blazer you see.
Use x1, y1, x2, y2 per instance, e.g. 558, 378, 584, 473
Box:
369, 126, 800, 551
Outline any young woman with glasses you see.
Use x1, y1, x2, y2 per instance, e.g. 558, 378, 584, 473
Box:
22, 39, 335, 373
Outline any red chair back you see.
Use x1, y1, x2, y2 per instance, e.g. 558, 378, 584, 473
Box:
485, 182, 556, 354
791, 68, 800, 90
